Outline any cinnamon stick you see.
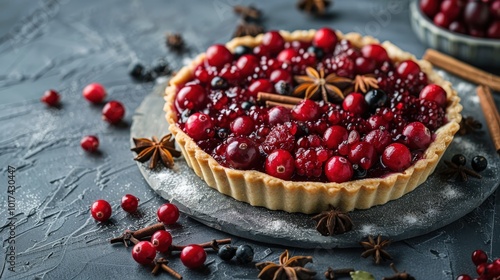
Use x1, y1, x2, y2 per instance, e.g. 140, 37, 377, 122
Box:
476, 85, 500, 155
423, 49, 500, 92
170, 238, 232, 251
257, 92, 303, 105
265, 101, 295, 109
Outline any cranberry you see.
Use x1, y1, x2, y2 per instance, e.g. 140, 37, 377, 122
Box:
262, 31, 285, 54
91, 199, 112, 222
354, 57, 376, 74
323, 125, 348, 149
487, 262, 500, 278
421, 0, 441, 18
440, 0, 462, 21
464, 1, 490, 27
396, 60, 421, 79
236, 54, 259, 76
180, 245, 207, 269
219, 65, 241, 83
456, 275, 472, 280
82, 83, 106, 104
175, 85, 207, 111
342, 93, 368, 115
324, 156, 354, 183
469, 28, 486, 37
267, 106, 292, 126
226, 138, 259, 169
132, 241, 156, 265
491, 1, 500, 19
151, 230, 172, 253
265, 149, 295, 180
382, 143, 412, 172
102, 101, 125, 124
206, 44, 233, 68
269, 69, 292, 84
80, 135, 99, 152
488, 21, 500, 38
367, 115, 389, 130
472, 249, 488, 266
420, 84, 447, 107
41, 89, 60, 106
121, 194, 139, 213
433, 12, 452, 28
248, 79, 274, 96
477, 262, 488, 276
449, 21, 467, 34
313, 27, 338, 52
348, 142, 378, 170
185, 113, 215, 141
292, 99, 320, 121
230, 116, 255, 136
365, 129, 392, 153
361, 44, 389, 64
277, 48, 298, 63
194, 66, 213, 84
403, 122, 432, 150
157, 203, 180, 225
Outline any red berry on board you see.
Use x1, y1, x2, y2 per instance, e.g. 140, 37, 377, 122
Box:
41, 89, 60, 106
102, 101, 125, 124
132, 241, 156, 265
313, 27, 338, 52
157, 203, 180, 225
80, 135, 99, 152
382, 143, 412, 172
472, 249, 488, 266
419, 84, 447, 107
206, 44, 233, 68
180, 245, 207, 269
265, 149, 295, 180
121, 194, 139, 213
455, 275, 472, 280
91, 199, 112, 222
324, 156, 354, 183
83, 83, 106, 104
151, 230, 172, 253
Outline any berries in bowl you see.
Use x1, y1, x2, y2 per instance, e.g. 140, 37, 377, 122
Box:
411, 0, 500, 66
164, 28, 462, 214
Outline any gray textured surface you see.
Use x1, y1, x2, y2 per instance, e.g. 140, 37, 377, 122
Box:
0, 0, 499, 279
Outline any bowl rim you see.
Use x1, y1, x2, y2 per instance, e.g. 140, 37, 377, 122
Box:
410, 0, 500, 46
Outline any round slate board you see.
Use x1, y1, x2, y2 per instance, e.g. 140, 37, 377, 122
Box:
131, 73, 500, 248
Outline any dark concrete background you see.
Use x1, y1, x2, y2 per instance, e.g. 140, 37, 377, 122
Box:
0, 0, 499, 279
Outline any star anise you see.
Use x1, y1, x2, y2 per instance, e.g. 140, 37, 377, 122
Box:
360, 235, 392, 265
234, 5, 262, 21
382, 263, 416, 280
256, 250, 316, 280
165, 33, 184, 51
440, 160, 481, 181
294, 67, 352, 103
344, 75, 379, 94
311, 205, 353, 236
458, 116, 482, 135
233, 22, 265, 37
297, 0, 331, 15
131, 134, 181, 169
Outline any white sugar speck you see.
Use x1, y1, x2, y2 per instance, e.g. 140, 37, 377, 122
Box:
360, 224, 375, 235
403, 214, 418, 224
442, 185, 461, 199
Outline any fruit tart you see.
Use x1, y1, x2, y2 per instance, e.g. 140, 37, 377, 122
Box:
164, 28, 462, 214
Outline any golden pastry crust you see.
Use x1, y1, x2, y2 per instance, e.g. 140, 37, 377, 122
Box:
164, 30, 462, 214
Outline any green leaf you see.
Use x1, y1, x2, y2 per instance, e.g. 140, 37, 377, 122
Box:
350, 270, 375, 280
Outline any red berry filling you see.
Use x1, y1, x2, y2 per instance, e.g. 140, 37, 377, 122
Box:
173, 28, 448, 183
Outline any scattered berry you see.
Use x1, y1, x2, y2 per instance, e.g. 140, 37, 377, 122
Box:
102, 101, 125, 124
472, 249, 489, 266
132, 241, 156, 265
157, 203, 180, 225
471, 156, 488, 172
235, 245, 254, 264
451, 154, 467, 166
151, 230, 172, 253
180, 245, 207, 269
218, 245, 237, 261
80, 135, 99, 152
91, 199, 112, 222
41, 90, 60, 106
83, 83, 106, 104
121, 194, 139, 213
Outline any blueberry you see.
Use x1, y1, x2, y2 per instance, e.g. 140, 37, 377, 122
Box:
217, 245, 236, 261
241, 101, 255, 111
217, 128, 230, 139
211, 76, 229, 90
152, 58, 171, 76
235, 245, 254, 264
353, 164, 367, 179
364, 89, 388, 111
307, 46, 324, 59
141, 69, 155, 82
129, 63, 145, 79
274, 80, 292, 95
471, 156, 487, 172
234, 45, 253, 59
451, 154, 466, 166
